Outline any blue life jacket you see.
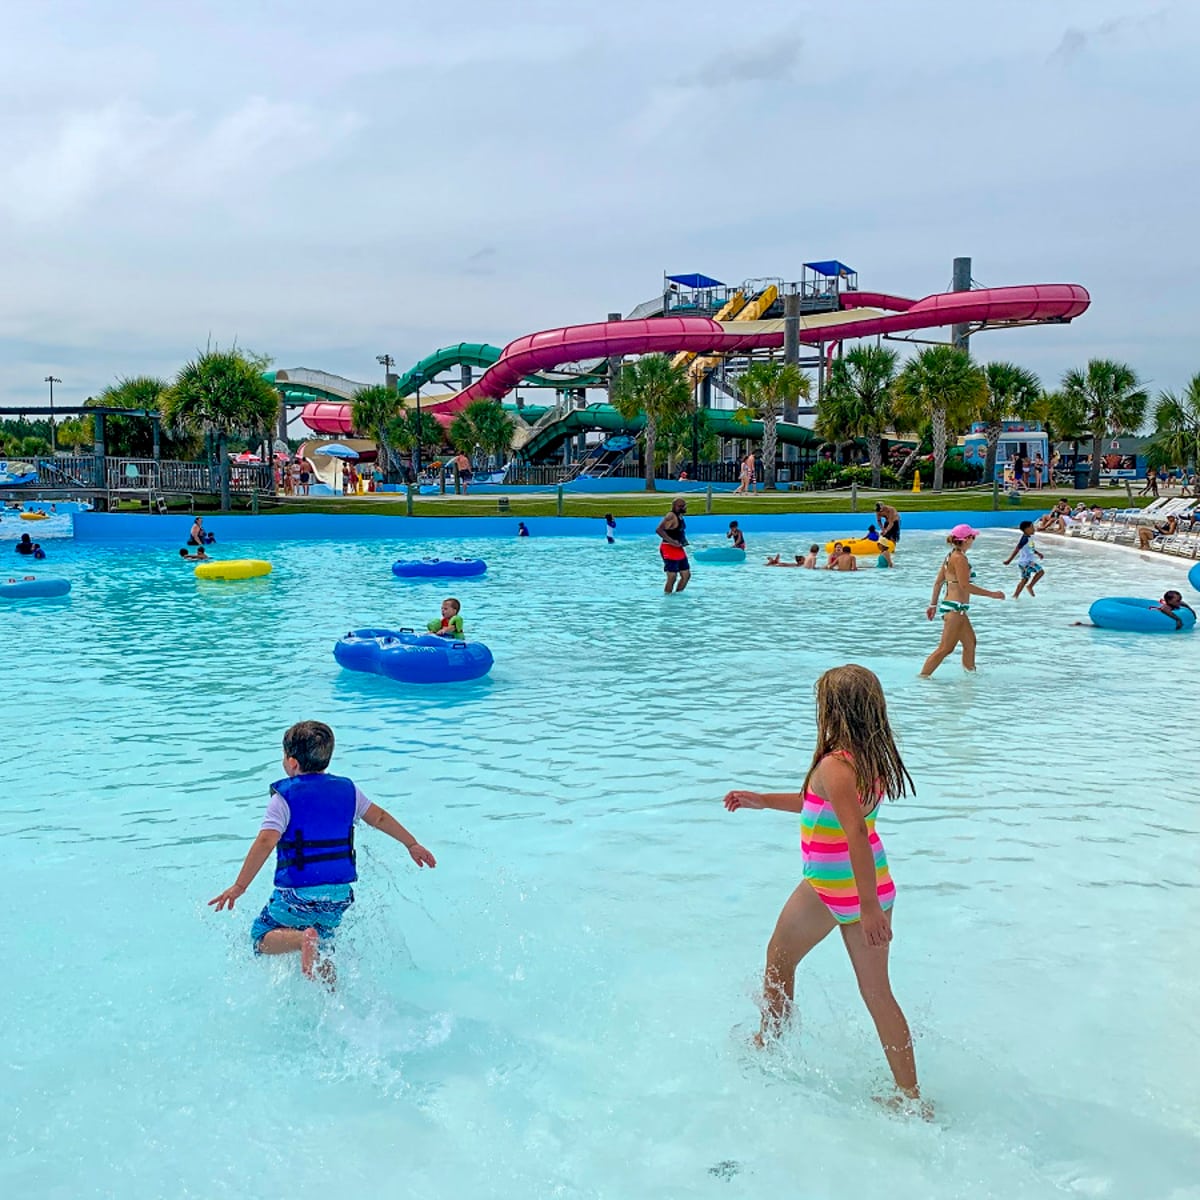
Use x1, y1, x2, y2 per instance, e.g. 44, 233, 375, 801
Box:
271, 773, 358, 889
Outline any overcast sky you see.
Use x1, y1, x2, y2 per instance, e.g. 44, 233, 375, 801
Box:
1, 0, 1194, 414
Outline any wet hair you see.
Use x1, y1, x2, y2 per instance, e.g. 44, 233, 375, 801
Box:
802, 665, 914, 807
1019, 520, 1035, 533
283, 721, 335, 773
444, 597, 461, 613
178, 548, 189, 557
1163, 591, 1183, 605
729, 520, 739, 527
809, 544, 819, 553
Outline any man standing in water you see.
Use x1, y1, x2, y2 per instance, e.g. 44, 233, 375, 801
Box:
875, 501, 901, 544
656, 497, 691, 593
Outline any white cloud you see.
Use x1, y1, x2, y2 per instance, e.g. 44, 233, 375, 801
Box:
0, 98, 358, 223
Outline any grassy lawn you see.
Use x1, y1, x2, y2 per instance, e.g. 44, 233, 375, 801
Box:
112, 487, 1152, 520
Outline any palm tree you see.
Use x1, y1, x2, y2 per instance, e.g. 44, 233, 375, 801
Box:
610, 354, 691, 491
351, 384, 402, 479
448, 400, 516, 469
55, 416, 93, 453
893, 346, 987, 492
163, 349, 280, 510
816, 346, 897, 488
91, 376, 176, 458
1149, 373, 1200, 472
1060, 360, 1148, 488
979, 362, 1042, 482
388, 407, 445, 475
735, 360, 810, 490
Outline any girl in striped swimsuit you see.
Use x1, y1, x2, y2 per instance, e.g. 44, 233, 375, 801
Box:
724, 664, 924, 1106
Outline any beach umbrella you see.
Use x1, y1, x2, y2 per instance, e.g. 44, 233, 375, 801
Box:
319, 443, 359, 459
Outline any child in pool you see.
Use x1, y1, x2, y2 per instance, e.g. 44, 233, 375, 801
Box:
178, 547, 210, 561
1155, 590, 1195, 629
802, 545, 819, 568
428, 597, 464, 638
877, 545, 894, 568
209, 721, 436, 980
764, 554, 804, 567
727, 521, 746, 550
604, 513, 616, 544
1073, 591, 1196, 630
826, 544, 858, 572
723, 664, 924, 1109
1003, 520, 1045, 598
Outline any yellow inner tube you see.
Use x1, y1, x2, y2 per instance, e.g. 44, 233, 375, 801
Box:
194, 559, 272, 581
825, 537, 894, 556
20, 511, 49, 521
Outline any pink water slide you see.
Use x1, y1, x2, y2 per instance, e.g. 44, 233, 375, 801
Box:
301, 283, 1089, 433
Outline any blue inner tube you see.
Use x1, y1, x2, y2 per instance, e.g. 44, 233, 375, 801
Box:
1189, 562, 1200, 594
1088, 596, 1196, 633
694, 547, 746, 563
392, 557, 487, 578
0, 577, 71, 600
334, 628, 494, 683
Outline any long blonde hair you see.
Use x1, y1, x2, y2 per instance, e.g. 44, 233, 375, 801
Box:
801, 664, 914, 806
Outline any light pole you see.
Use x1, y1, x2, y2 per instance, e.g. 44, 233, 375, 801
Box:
414, 385, 422, 475
44, 375, 61, 454
375, 353, 395, 386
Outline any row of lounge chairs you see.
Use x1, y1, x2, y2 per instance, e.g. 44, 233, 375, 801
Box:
1063, 498, 1200, 557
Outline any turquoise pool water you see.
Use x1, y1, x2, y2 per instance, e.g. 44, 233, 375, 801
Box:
4, 527, 1198, 1199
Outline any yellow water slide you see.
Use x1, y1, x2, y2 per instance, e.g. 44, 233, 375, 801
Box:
670, 291, 747, 372
687, 284, 779, 386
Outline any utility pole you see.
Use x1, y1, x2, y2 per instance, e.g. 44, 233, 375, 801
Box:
376, 353, 396, 388
44, 375, 61, 453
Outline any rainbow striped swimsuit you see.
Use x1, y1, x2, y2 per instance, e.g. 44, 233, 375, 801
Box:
800, 789, 895, 924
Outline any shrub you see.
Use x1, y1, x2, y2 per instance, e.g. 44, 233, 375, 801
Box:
801, 459, 842, 490
837, 464, 901, 488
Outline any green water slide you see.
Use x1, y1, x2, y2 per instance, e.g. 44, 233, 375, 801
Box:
394, 343, 607, 397
519, 404, 822, 462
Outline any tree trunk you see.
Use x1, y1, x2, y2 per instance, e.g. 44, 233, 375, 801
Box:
932, 407, 947, 492
1088, 432, 1103, 488
867, 434, 882, 488
218, 431, 231, 511
763, 409, 778, 489
983, 423, 1002, 484
643, 417, 657, 491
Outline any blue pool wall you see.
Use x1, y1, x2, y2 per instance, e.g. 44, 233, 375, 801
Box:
74, 510, 1024, 544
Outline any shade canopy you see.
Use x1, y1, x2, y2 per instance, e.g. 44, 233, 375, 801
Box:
666, 272, 724, 289
804, 260, 855, 278
316, 443, 359, 459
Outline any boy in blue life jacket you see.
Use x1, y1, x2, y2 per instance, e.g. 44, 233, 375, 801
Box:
209, 720, 436, 979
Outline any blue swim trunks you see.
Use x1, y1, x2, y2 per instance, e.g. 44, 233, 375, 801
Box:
1020, 562, 1044, 580
251, 885, 354, 952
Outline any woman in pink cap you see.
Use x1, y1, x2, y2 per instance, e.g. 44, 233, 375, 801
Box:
920, 524, 1005, 676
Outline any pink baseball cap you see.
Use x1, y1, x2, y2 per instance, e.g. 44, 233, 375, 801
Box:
950, 523, 979, 540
